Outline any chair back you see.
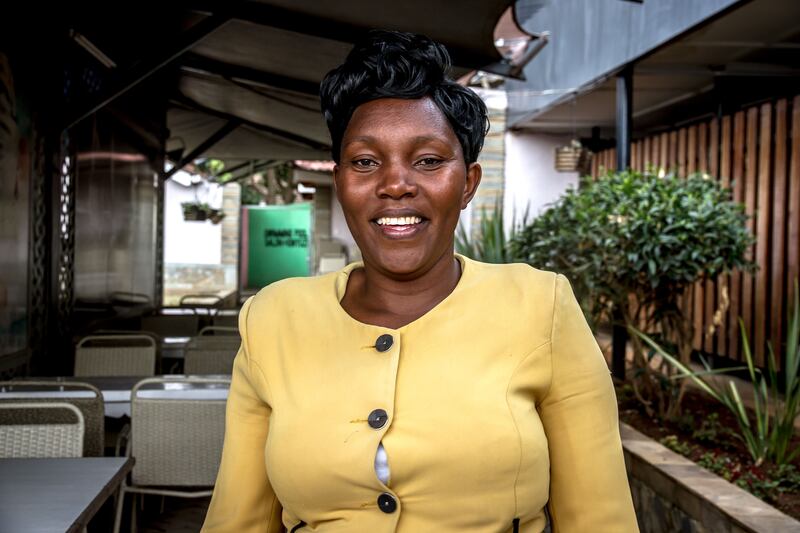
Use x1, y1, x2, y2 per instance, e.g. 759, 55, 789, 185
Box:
211, 312, 238, 329
0, 402, 84, 458
184, 337, 239, 375
129, 377, 229, 486
75, 335, 157, 377
0, 381, 104, 456
180, 294, 222, 316
141, 314, 199, 337
198, 326, 239, 337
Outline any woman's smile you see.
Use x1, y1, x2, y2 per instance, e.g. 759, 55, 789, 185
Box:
372, 211, 429, 239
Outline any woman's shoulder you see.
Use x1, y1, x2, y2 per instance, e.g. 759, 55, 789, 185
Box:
244, 271, 339, 318
461, 255, 562, 294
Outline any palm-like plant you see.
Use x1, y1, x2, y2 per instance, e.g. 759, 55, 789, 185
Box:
455, 199, 526, 264
632, 281, 800, 467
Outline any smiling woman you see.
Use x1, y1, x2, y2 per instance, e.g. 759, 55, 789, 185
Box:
201, 30, 639, 533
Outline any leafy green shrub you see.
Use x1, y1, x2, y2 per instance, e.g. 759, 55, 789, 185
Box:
511, 170, 754, 419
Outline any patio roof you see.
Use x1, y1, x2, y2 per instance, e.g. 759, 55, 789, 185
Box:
64, 1, 534, 163
510, 0, 800, 138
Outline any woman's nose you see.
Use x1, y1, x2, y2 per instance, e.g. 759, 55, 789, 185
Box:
376, 162, 418, 199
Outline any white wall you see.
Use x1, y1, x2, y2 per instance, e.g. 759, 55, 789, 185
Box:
331, 193, 360, 262
503, 131, 579, 232
164, 177, 223, 265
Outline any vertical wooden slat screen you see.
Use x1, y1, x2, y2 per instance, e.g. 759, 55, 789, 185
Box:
742, 107, 759, 361
754, 103, 773, 366
668, 131, 678, 173
687, 124, 702, 349
705, 119, 719, 355
660, 133, 669, 172
586, 95, 799, 369
718, 115, 732, 357
678, 128, 688, 176
771, 99, 788, 355
730, 110, 746, 361
789, 96, 800, 320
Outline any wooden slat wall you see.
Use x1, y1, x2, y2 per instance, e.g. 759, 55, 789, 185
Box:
590, 95, 799, 369
742, 107, 758, 362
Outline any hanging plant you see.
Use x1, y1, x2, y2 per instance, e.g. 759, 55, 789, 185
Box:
208, 209, 225, 224
181, 201, 205, 221
181, 202, 225, 223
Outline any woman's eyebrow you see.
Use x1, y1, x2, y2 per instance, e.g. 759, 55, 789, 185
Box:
342, 134, 450, 149
411, 135, 452, 149
342, 136, 376, 148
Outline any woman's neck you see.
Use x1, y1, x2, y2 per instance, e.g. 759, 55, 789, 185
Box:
341, 251, 462, 329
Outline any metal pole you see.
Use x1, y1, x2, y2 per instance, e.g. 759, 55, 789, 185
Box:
616, 66, 633, 171
612, 65, 633, 380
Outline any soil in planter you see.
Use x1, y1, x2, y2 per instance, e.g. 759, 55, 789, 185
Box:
616, 384, 800, 520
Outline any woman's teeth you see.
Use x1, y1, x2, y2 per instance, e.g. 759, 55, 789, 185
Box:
376, 216, 423, 226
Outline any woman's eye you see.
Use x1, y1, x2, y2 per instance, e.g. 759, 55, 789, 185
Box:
416, 157, 444, 167
351, 158, 378, 169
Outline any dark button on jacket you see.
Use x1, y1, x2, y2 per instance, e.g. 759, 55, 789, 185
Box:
375, 334, 393, 352
377, 493, 397, 513
367, 409, 388, 429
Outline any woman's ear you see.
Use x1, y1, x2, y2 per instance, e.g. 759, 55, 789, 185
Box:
461, 162, 482, 209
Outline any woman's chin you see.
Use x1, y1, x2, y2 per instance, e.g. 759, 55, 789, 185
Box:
368, 248, 440, 278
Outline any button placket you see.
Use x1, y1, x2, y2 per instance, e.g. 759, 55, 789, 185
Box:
367, 331, 401, 518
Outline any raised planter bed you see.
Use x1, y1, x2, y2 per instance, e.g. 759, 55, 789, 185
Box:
621, 422, 800, 533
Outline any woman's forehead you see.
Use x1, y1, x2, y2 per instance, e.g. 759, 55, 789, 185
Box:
343, 97, 459, 147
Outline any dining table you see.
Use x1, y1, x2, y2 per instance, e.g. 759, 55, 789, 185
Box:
0, 456, 134, 533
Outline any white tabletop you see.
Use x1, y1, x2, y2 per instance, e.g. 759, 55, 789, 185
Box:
0, 457, 134, 533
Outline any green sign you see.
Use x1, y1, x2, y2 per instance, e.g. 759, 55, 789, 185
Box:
243, 203, 312, 288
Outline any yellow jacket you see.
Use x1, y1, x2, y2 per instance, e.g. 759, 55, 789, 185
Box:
202, 256, 639, 532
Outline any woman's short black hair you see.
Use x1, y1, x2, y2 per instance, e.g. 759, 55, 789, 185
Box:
319, 30, 490, 165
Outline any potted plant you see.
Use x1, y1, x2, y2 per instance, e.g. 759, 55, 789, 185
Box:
181, 202, 224, 223
181, 201, 205, 221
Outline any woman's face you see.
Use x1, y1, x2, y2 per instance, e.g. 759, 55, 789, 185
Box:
334, 97, 481, 278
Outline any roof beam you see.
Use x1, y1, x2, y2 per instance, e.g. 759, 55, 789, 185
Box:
164, 119, 241, 180
210, 159, 254, 181
64, 12, 232, 131
181, 53, 320, 95
172, 94, 330, 151
188, 1, 498, 70
225, 160, 280, 184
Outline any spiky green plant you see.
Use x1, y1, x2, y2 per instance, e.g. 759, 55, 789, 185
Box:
632, 281, 800, 467
455, 200, 526, 264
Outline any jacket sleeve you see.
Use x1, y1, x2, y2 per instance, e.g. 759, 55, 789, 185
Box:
201, 296, 283, 533
538, 275, 639, 532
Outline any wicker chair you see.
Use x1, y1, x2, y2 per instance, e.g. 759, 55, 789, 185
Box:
140, 314, 200, 338
75, 335, 157, 377
184, 336, 240, 375
179, 294, 222, 316
113, 376, 230, 533
0, 402, 85, 458
198, 326, 240, 337
211, 313, 238, 329
0, 381, 104, 456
